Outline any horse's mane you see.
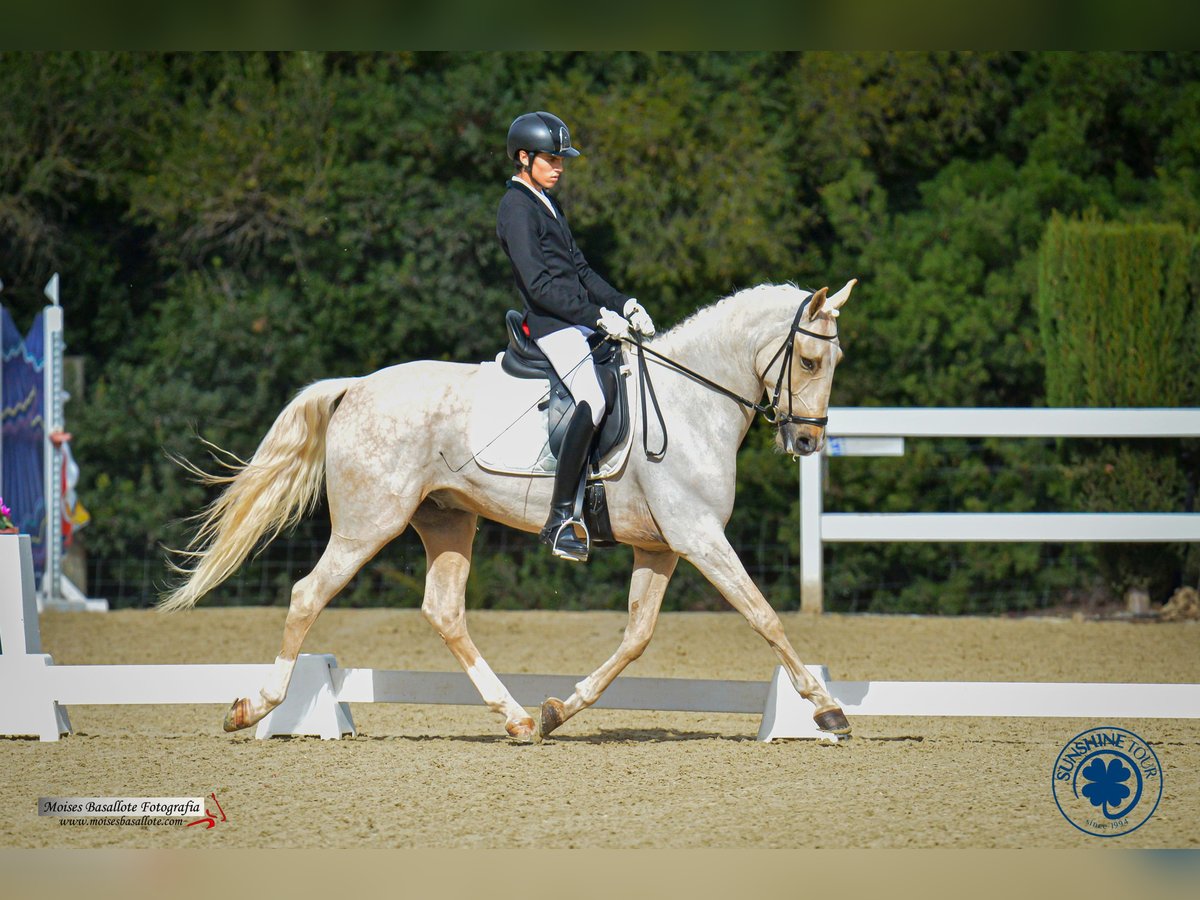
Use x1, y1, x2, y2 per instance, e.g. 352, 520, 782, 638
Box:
654, 282, 811, 348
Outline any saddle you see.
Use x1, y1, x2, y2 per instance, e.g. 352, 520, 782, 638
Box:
499, 310, 631, 547
500, 310, 631, 465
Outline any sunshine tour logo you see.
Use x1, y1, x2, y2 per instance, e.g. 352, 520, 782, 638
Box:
1052, 727, 1163, 837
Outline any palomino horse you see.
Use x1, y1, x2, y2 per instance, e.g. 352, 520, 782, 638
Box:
161, 279, 856, 741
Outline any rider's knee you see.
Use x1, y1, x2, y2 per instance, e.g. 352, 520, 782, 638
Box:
574, 380, 605, 426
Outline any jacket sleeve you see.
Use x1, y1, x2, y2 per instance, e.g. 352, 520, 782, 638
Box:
573, 243, 630, 311
498, 199, 606, 327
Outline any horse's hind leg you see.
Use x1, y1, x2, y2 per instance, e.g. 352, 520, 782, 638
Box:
539, 547, 678, 737
412, 503, 537, 743
223, 530, 392, 733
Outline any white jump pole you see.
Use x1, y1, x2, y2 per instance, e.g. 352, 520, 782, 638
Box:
0, 276, 5, 497
42, 275, 64, 607
32, 275, 104, 612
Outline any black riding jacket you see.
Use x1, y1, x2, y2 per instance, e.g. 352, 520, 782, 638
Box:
496, 179, 629, 340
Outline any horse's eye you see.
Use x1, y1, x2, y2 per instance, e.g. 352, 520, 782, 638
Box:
799, 357, 816, 372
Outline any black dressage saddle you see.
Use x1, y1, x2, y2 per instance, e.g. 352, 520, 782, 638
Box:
500, 310, 630, 465
499, 310, 631, 547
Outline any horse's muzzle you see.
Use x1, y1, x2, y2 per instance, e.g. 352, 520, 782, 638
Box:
777, 422, 825, 457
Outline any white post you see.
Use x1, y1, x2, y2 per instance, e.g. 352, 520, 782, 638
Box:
799, 451, 824, 613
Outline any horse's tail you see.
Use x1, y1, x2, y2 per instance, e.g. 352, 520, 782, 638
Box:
158, 377, 359, 613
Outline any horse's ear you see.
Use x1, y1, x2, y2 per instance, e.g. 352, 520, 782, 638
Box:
805, 286, 829, 321
827, 278, 857, 313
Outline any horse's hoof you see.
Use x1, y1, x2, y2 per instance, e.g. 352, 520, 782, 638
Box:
506, 717, 538, 744
539, 697, 567, 738
223, 698, 252, 733
814, 706, 851, 735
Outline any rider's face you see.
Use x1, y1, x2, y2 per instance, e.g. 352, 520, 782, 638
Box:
523, 151, 565, 191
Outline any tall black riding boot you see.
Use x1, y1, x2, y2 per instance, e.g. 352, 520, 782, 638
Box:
539, 401, 598, 561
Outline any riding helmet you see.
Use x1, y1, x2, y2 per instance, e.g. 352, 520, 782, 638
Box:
506, 112, 581, 160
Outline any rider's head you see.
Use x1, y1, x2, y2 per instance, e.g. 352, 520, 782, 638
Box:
507, 112, 580, 191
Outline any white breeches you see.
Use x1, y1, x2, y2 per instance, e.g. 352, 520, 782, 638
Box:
534, 326, 606, 426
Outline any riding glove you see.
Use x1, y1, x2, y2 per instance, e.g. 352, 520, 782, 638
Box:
597, 307, 631, 339
623, 298, 656, 337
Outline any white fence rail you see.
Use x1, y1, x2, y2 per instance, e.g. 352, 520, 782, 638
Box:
799, 408, 1200, 613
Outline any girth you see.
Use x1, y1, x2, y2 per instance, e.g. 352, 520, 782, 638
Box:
499, 310, 630, 466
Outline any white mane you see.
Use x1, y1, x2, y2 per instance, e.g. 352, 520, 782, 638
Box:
656, 283, 813, 349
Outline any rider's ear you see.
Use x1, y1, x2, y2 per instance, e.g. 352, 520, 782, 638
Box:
805, 286, 829, 321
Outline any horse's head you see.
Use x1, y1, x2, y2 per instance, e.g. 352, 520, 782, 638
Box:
758, 279, 855, 457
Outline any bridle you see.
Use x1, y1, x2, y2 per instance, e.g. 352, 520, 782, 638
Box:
756, 297, 840, 428
626, 294, 839, 459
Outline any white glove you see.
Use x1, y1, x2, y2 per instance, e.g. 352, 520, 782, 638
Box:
623, 298, 656, 336
597, 307, 631, 340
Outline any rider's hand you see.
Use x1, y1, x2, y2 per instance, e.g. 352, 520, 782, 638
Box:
597, 307, 631, 340
623, 298, 656, 337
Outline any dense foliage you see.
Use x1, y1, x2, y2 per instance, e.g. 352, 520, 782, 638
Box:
1, 51, 1196, 611
1038, 217, 1198, 600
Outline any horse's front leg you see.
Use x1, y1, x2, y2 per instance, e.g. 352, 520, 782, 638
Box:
539, 547, 678, 738
676, 526, 850, 735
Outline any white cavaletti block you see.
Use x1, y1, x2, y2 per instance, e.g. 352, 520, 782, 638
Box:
756, 664, 840, 743
256, 654, 356, 740
0, 535, 72, 739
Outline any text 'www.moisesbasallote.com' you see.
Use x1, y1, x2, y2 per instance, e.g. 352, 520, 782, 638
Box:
57, 816, 190, 827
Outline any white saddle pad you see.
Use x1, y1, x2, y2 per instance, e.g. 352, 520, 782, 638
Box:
468, 354, 636, 478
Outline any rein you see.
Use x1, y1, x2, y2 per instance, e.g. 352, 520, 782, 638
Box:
626, 296, 839, 458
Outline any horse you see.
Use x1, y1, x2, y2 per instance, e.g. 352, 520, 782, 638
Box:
160, 279, 857, 742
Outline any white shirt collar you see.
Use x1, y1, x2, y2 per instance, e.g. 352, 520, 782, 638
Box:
512, 176, 557, 218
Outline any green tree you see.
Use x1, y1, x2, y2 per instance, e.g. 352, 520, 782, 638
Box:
1037, 215, 1197, 604
5, 51, 1198, 612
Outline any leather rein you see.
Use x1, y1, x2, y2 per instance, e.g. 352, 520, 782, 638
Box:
624, 296, 839, 460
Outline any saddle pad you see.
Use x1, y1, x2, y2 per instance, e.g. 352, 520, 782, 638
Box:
468, 355, 635, 478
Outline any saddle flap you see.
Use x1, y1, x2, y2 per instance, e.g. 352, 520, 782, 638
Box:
470, 354, 636, 480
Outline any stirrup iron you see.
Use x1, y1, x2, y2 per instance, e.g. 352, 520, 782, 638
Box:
550, 516, 590, 562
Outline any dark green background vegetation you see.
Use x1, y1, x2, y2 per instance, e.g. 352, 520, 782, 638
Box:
1, 51, 1196, 612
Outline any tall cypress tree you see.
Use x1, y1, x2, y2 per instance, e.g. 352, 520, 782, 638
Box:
1037, 214, 1198, 607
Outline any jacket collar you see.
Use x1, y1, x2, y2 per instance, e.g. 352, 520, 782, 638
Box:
507, 178, 560, 218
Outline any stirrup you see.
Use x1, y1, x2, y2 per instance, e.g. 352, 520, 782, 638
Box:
549, 517, 590, 562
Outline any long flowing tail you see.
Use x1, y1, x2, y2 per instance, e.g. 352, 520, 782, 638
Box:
158, 377, 359, 612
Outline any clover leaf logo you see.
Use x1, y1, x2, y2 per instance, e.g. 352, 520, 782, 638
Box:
1080, 757, 1132, 816
1053, 727, 1163, 838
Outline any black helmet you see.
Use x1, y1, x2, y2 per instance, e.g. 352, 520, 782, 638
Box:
506, 111, 581, 161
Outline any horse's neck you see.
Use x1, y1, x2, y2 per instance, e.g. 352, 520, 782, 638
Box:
652, 287, 801, 403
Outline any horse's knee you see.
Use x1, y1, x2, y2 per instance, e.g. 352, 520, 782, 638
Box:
623, 632, 653, 661
746, 608, 784, 641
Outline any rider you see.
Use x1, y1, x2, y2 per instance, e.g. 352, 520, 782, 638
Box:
496, 111, 656, 561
